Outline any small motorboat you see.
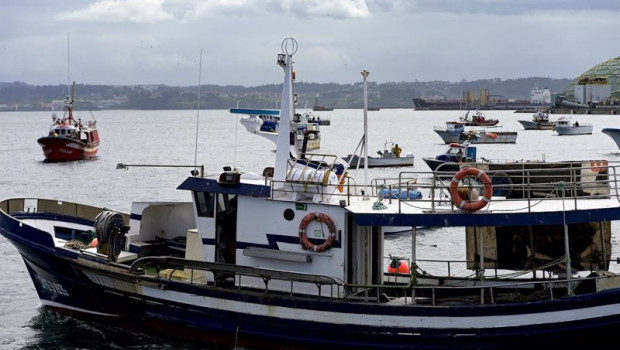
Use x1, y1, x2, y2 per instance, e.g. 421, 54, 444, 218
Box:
553, 117, 593, 135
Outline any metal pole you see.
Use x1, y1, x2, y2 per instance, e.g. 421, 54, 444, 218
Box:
116, 163, 204, 178
561, 183, 573, 294
361, 70, 369, 187
411, 226, 416, 277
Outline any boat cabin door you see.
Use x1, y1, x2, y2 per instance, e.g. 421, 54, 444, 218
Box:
466, 146, 477, 162
215, 193, 237, 265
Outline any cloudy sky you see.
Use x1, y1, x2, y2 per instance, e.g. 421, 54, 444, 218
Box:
1, 0, 618, 86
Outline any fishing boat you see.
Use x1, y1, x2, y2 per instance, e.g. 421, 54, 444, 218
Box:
518, 110, 555, 130
312, 94, 334, 111
422, 141, 477, 171
602, 127, 620, 150
458, 110, 499, 126
342, 141, 415, 168
308, 112, 330, 125
37, 82, 99, 162
236, 108, 321, 151
5, 38, 620, 349
433, 121, 517, 144
553, 117, 593, 136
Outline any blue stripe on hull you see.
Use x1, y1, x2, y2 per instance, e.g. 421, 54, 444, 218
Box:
355, 207, 620, 228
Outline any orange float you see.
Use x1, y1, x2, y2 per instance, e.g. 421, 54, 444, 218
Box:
387, 258, 410, 274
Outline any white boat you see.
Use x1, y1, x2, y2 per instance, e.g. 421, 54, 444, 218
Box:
342, 141, 415, 168
602, 127, 620, 150
4, 38, 620, 349
553, 117, 593, 135
236, 108, 322, 151
433, 121, 518, 144
518, 110, 555, 130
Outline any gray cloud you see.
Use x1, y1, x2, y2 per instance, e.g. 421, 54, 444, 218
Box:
0, 0, 617, 86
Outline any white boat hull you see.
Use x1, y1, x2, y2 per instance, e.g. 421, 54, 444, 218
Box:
603, 128, 620, 150
555, 125, 593, 135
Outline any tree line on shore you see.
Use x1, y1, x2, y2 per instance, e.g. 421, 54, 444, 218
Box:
0, 77, 571, 111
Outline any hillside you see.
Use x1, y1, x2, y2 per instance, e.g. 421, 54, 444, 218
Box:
0, 77, 571, 111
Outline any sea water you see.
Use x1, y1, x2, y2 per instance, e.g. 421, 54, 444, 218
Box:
1, 108, 620, 349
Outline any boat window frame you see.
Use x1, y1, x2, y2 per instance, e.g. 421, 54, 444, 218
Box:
194, 191, 215, 218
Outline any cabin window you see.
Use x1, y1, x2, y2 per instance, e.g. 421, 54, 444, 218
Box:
194, 191, 215, 217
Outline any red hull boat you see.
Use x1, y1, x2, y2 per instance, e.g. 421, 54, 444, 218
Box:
459, 110, 499, 126
37, 82, 99, 162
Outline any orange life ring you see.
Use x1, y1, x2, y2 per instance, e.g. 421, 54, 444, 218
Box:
299, 212, 336, 252
449, 167, 493, 212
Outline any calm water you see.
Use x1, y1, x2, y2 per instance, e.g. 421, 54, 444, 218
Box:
1, 108, 620, 349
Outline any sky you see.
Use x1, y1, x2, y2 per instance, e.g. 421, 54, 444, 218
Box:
1, 0, 618, 87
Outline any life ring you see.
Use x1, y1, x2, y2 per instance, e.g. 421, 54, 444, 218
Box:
299, 212, 336, 252
449, 167, 493, 212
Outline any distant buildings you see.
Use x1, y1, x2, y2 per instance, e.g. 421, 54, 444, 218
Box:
573, 77, 612, 104
560, 56, 619, 105
530, 87, 551, 105
0, 104, 32, 111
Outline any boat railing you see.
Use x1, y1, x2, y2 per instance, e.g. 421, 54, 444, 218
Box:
354, 265, 613, 305
130, 256, 347, 298
404, 274, 603, 306
399, 256, 600, 282
382, 255, 620, 306
413, 163, 617, 212
268, 163, 620, 211
126, 254, 620, 306
433, 125, 462, 133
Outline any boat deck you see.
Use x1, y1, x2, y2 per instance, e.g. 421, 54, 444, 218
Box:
265, 161, 620, 228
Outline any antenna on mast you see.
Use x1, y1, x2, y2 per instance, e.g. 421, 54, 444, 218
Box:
67, 33, 70, 97
193, 49, 203, 175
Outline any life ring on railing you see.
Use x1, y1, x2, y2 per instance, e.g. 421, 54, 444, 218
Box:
449, 167, 493, 212
299, 212, 336, 252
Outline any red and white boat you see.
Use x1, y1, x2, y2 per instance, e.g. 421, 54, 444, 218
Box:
37, 82, 100, 162
459, 110, 499, 126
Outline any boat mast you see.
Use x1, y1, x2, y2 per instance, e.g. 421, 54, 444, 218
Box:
193, 49, 203, 174
67, 32, 70, 97
362, 70, 370, 187
273, 38, 298, 184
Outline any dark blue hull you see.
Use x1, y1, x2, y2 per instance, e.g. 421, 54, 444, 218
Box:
5, 232, 620, 349
4, 207, 620, 349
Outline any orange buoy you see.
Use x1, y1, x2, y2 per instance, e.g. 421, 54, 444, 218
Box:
387, 257, 410, 274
